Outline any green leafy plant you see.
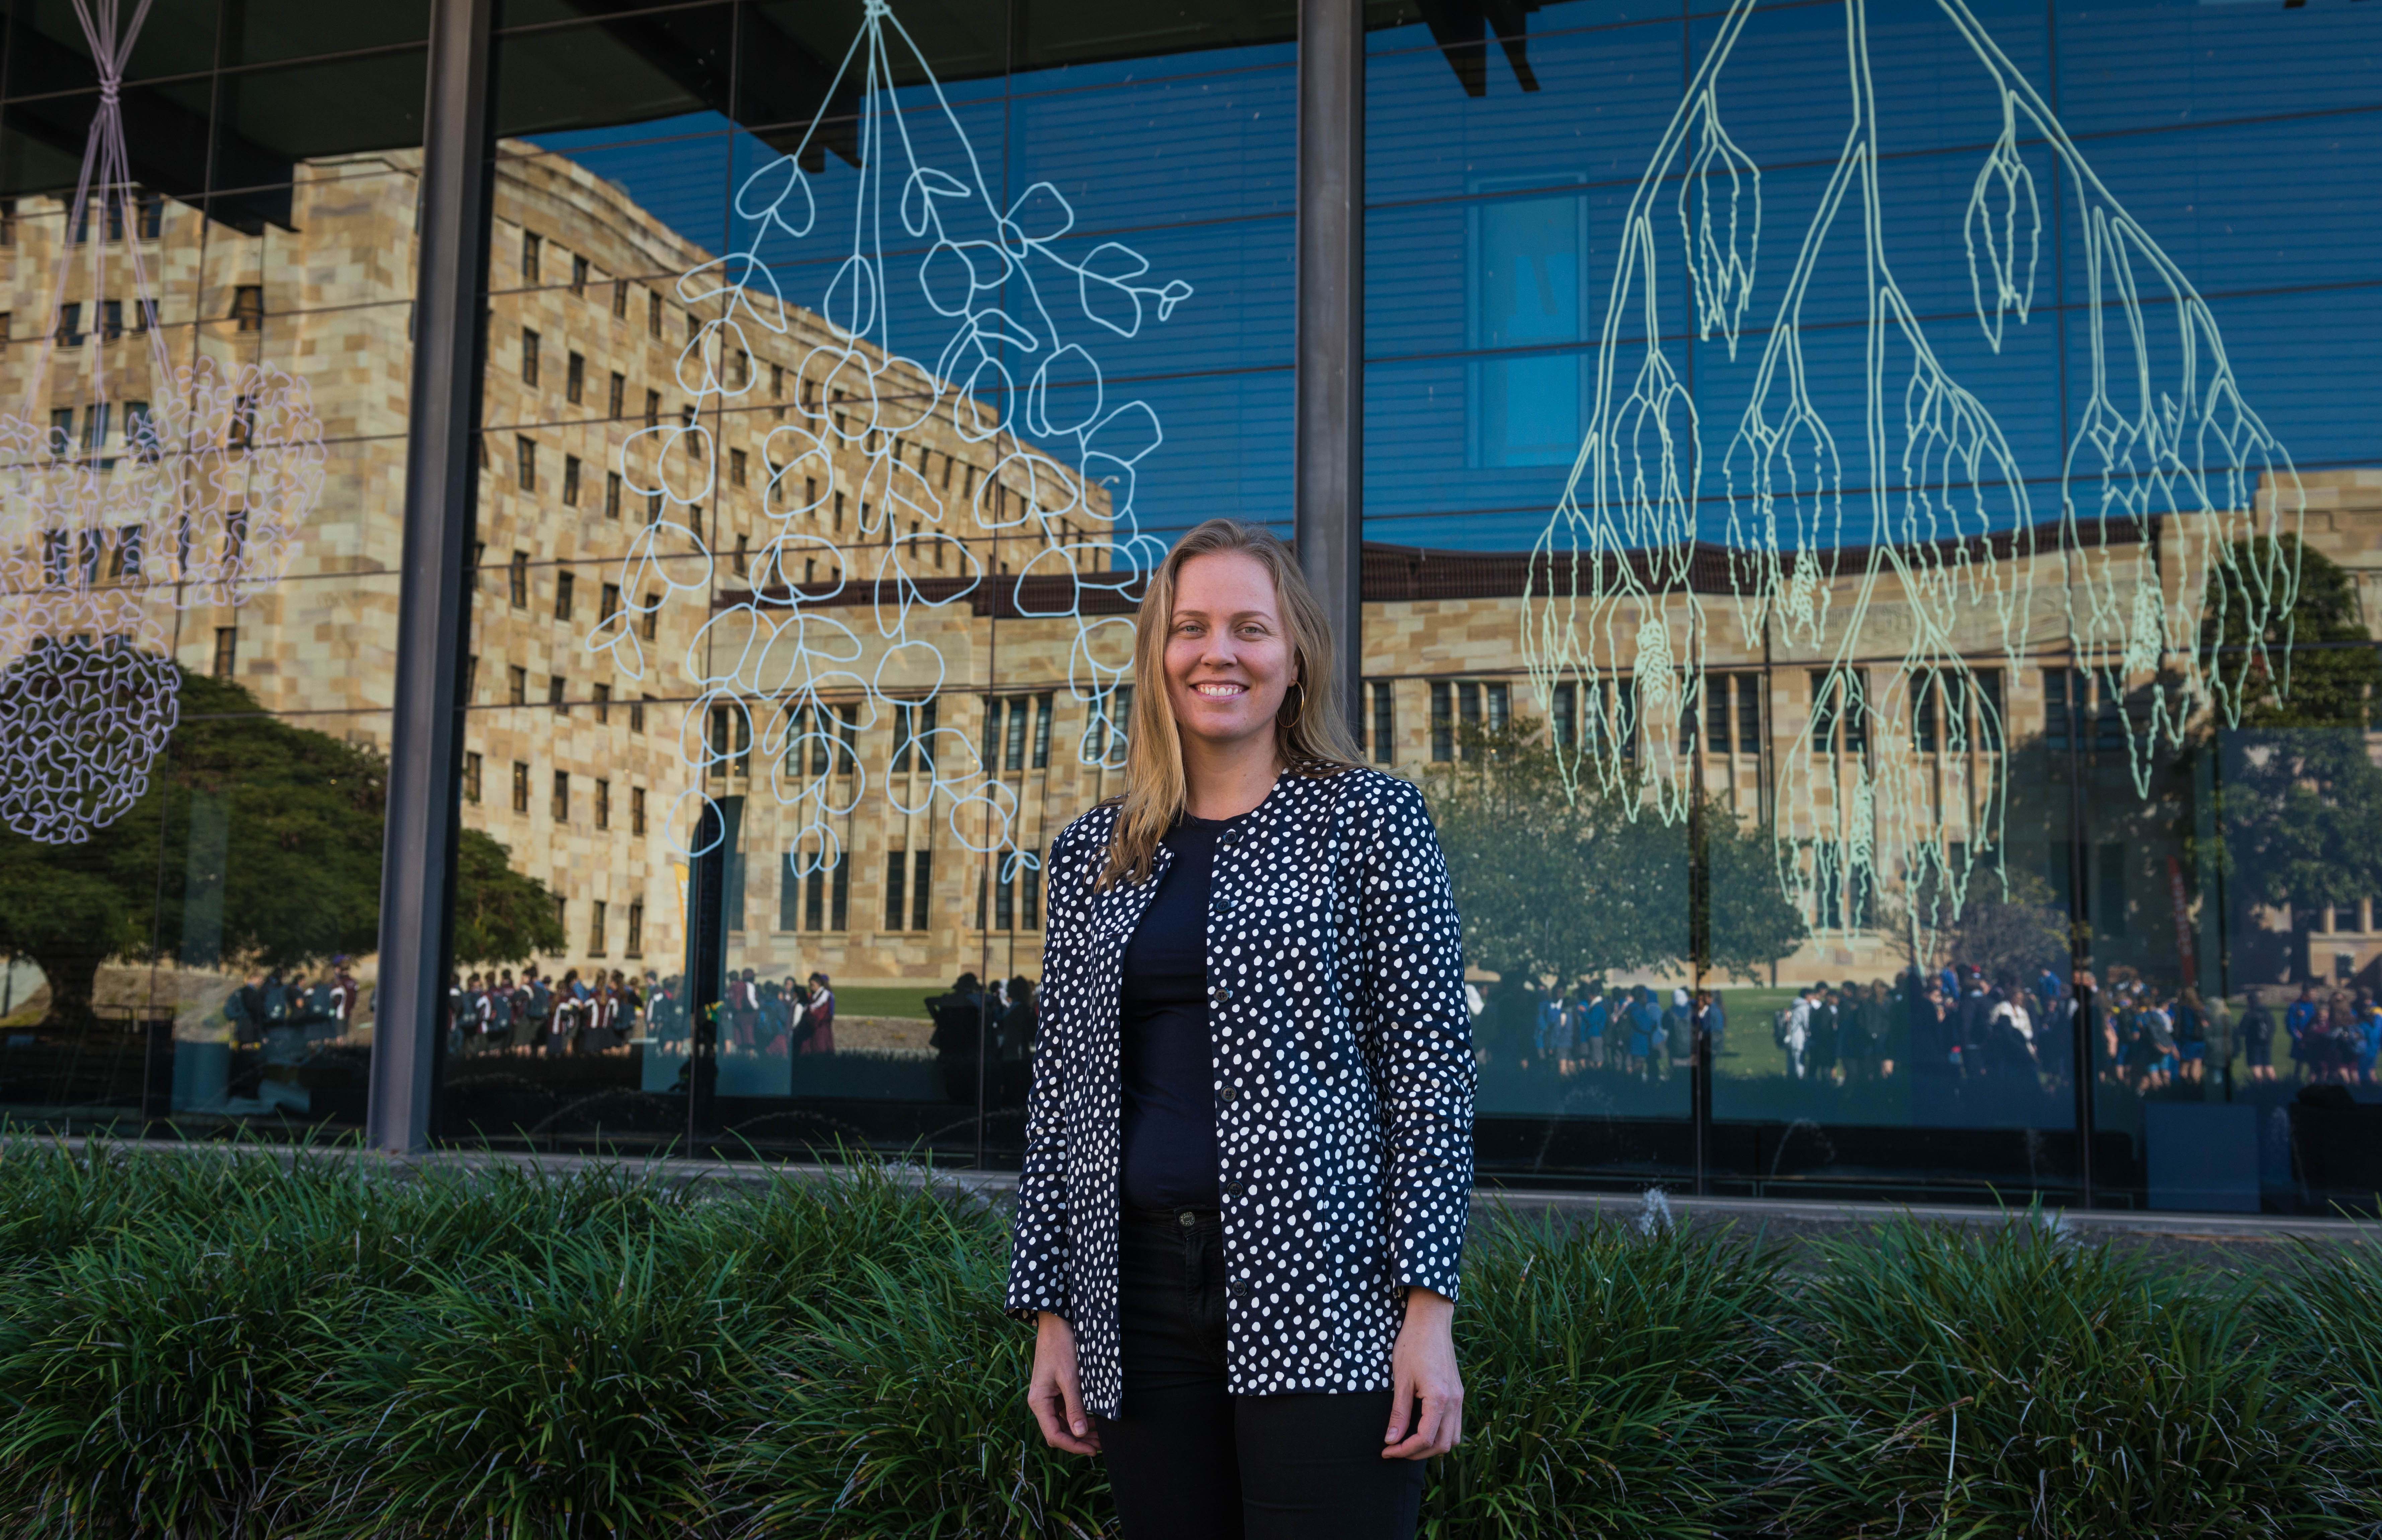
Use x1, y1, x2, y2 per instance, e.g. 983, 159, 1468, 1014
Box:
1425, 1211, 1785, 1539
1773, 1215, 2337, 1538
722, 1237, 1113, 1539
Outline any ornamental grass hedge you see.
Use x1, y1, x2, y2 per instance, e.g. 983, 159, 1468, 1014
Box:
0, 1140, 2370, 1538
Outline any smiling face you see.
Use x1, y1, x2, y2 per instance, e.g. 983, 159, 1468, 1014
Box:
1163, 549, 1297, 760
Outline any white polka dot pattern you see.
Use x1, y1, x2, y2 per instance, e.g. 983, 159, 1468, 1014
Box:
1005, 766, 1476, 1418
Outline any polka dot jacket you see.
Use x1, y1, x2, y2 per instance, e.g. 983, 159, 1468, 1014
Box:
1004, 765, 1476, 1418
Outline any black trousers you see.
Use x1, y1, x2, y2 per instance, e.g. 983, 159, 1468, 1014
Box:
1095, 1209, 1425, 1540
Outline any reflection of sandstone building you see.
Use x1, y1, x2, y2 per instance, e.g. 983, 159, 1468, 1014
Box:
1368, 476, 2382, 987
7, 151, 2378, 993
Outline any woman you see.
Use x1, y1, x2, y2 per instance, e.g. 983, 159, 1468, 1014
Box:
1009, 520, 1473, 1539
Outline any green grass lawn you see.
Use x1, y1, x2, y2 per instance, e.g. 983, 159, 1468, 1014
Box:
826, 984, 943, 1021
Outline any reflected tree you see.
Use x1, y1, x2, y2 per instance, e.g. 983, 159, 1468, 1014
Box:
2207, 539, 2382, 978
0, 670, 561, 1025
1425, 717, 1804, 990
451, 831, 568, 967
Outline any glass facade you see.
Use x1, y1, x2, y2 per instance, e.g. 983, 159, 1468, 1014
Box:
0, 0, 2374, 1215
1366, 0, 2382, 1213
0, 1, 427, 1130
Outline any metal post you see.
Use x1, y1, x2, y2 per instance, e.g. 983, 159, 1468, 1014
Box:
1294, 0, 1363, 727
365, 0, 495, 1155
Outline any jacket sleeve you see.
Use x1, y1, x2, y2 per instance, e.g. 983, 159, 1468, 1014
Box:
1351, 775, 1476, 1303
1005, 819, 1087, 1323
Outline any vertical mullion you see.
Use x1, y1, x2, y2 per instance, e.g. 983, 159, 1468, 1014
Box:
1295, 0, 1362, 724
365, 0, 496, 1155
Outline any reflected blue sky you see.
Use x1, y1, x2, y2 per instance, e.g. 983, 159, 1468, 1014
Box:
523, 0, 2380, 552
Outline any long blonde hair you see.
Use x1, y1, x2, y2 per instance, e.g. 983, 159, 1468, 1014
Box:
1098, 519, 1362, 889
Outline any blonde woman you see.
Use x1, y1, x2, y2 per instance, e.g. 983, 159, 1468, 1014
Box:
1006, 520, 1474, 1539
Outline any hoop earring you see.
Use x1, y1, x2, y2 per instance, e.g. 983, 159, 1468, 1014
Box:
1277, 679, 1305, 726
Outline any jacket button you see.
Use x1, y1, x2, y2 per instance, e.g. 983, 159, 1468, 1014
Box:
1219, 1086, 1239, 1105
1210, 984, 1232, 1006
1219, 829, 1242, 848
1225, 1179, 1245, 1197
1229, 1280, 1250, 1300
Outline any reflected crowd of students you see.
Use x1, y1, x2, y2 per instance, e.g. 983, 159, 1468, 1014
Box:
447, 965, 648, 1057
1492, 961, 2381, 1111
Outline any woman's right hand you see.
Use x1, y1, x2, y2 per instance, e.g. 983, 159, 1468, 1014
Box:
1027, 1311, 1102, 1456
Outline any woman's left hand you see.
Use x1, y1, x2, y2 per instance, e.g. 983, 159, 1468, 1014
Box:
1382, 1287, 1463, 1460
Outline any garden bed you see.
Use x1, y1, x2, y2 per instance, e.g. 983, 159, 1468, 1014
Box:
0, 1140, 2371, 1537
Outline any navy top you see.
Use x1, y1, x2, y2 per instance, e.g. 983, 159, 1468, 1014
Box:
1116, 812, 1240, 1212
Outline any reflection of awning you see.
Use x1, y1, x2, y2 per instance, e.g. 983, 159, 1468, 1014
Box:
1415, 0, 1543, 98
1, 24, 296, 230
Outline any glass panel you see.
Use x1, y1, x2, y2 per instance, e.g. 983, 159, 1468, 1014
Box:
449, 0, 1292, 1161
0, 3, 420, 1133
1365, 0, 2382, 1207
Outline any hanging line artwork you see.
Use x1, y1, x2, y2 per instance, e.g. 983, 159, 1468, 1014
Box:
1521, 0, 2304, 937
590, 0, 1188, 896
0, 0, 327, 846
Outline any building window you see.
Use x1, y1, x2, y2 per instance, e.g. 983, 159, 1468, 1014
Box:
625, 900, 644, 957
644, 388, 660, 428
594, 682, 612, 724
647, 288, 662, 337
521, 231, 541, 283
230, 285, 263, 331
212, 626, 237, 679
520, 327, 540, 386
1032, 692, 1054, 768
604, 471, 622, 519
588, 900, 606, 956
1022, 864, 1042, 930
612, 280, 628, 319
548, 676, 567, 716
463, 752, 482, 804
463, 654, 478, 700
566, 351, 585, 404
511, 762, 531, 814
600, 583, 621, 626
892, 697, 937, 772
56, 304, 82, 346
732, 533, 748, 578
641, 598, 658, 640
551, 769, 569, 822
570, 254, 589, 295
552, 895, 565, 937
911, 850, 933, 932
509, 552, 528, 607
630, 786, 647, 835
730, 448, 747, 487
561, 456, 581, 507
555, 571, 575, 620
515, 436, 536, 491
709, 705, 751, 778
607, 371, 624, 419
226, 395, 256, 449
1808, 671, 1868, 756
631, 695, 648, 735
594, 778, 610, 829
884, 851, 908, 931
1429, 682, 1452, 761
1369, 681, 1394, 763
507, 665, 527, 706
